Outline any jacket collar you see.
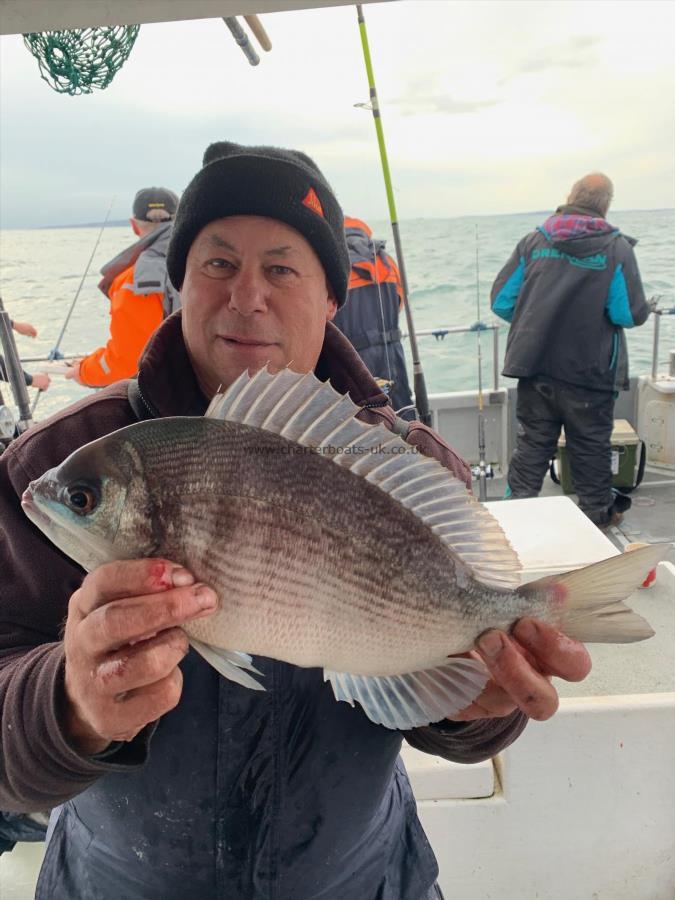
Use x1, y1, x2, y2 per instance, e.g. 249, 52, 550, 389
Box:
98, 221, 173, 298
137, 312, 389, 419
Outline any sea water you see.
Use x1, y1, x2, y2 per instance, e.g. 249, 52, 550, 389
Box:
0, 209, 673, 420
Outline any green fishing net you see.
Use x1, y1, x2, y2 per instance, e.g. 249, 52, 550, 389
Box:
23, 26, 140, 95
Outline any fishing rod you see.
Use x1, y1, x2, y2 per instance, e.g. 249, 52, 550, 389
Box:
473, 226, 490, 501
32, 195, 115, 416
355, 4, 431, 426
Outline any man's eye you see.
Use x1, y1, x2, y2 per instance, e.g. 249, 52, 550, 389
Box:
203, 258, 235, 278
269, 265, 295, 276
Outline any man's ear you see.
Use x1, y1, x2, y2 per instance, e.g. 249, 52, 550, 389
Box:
325, 280, 338, 321
130, 218, 141, 236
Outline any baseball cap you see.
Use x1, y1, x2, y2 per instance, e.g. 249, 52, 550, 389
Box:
132, 187, 179, 222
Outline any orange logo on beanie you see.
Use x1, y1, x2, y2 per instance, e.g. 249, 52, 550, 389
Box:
302, 187, 324, 218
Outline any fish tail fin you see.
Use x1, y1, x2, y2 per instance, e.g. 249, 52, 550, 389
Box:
325, 657, 490, 730
518, 543, 670, 643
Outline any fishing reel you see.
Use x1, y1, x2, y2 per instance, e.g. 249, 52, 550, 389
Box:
470, 463, 495, 481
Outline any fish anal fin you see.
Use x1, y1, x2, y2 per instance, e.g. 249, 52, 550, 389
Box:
324, 658, 489, 730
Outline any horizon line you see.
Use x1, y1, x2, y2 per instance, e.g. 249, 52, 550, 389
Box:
2, 206, 675, 232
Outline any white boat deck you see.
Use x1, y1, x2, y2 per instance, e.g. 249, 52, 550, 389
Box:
403, 495, 675, 900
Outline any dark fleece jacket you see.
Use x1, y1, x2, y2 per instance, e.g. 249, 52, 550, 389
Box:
0, 313, 525, 899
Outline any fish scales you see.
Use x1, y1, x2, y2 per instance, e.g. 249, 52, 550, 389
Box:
147, 440, 472, 673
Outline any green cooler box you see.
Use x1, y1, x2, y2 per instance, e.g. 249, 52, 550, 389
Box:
556, 419, 641, 494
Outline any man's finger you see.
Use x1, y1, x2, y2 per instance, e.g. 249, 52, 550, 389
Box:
94, 628, 189, 695
475, 630, 560, 721
86, 668, 184, 743
71, 559, 197, 618
79, 584, 217, 655
450, 680, 518, 721
512, 618, 592, 682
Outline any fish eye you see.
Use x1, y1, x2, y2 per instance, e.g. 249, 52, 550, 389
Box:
64, 484, 99, 515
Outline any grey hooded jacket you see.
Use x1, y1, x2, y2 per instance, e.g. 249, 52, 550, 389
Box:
99, 221, 180, 317
491, 209, 650, 391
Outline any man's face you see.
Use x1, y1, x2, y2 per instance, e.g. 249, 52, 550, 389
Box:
181, 216, 338, 397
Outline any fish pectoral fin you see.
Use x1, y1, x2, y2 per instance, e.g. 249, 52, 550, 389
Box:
324, 657, 489, 731
189, 639, 266, 691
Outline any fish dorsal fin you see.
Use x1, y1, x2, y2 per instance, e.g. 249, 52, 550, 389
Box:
206, 367, 521, 589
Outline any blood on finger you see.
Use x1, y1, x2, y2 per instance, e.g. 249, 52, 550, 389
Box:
148, 560, 174, 592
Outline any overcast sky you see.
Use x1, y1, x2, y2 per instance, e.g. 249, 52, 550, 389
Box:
1, 0, 674, 229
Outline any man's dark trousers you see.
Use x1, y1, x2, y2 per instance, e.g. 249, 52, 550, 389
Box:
507, 376, 617, 526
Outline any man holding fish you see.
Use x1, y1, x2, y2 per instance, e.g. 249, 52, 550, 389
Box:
1, 142, 661, 900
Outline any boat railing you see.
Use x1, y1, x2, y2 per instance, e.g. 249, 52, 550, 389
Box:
650, 302, 675, 380
401, 323, 501, 391
402, 301, 675, 391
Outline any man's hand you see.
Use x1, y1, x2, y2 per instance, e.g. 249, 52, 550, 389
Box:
12, 320, 38, 338
64, 360, 84, 384
30, 372, 50, 392
449, 618, 592, 723
63, 558, 218, 756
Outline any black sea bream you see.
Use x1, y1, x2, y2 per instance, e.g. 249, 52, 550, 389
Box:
22, 368, 668, 729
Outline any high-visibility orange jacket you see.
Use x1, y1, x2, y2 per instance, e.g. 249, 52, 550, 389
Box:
344, 217, 404, 308
77, 265, 164, 387
333, 217, 414, 417
77, 222, 176, 388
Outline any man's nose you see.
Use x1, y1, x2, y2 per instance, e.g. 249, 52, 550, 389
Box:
228, 268, 268, 315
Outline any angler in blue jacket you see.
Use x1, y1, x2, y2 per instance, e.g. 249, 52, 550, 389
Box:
491, 173, 651, 527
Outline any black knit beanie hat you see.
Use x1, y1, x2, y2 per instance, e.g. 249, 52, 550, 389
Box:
167, 141, 350, 306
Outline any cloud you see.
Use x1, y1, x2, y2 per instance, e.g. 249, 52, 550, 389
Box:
2, 2, 675, 226
504, 35, 601, 80
392, 94, 500, 116
389, 71, 500, 117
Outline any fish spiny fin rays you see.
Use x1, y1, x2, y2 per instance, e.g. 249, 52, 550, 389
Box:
189, 639, 266, 691
324, 657, 490, 730
206, 367, 521, 589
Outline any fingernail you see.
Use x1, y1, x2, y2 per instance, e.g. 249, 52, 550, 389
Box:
194, 584, 218, 611
515, 619, 538, 643
172, 567, 195, 588
477, 630, 505, 660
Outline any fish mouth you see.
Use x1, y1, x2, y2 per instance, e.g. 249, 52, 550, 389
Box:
21, 488, 116, 573
21, 490, 51, 529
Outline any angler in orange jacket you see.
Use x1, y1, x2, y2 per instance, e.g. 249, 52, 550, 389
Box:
333, 217, 415, 419
66, 187, 180, 388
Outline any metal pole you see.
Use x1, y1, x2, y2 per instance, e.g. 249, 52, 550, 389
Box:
355, 4, 431, 426
223, 18, 260, 65
492, 327, 499, 391
20, 353, 87, 364
0, 310, 33, 432
652, 311, 660, 381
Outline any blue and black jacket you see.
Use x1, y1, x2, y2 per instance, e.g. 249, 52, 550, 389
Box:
490, 206, 650, 391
